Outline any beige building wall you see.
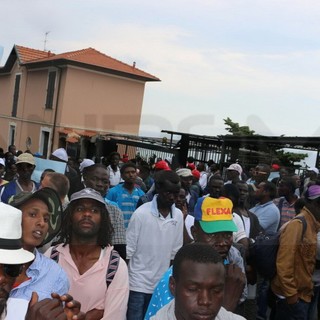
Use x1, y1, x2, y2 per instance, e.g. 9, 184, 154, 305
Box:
1, 63, 148, 155
57, 67, 146, 135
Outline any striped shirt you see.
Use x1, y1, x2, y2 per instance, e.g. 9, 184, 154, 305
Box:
274, 196, 297, 227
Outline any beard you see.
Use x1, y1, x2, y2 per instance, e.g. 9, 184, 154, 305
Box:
0, 288, 9, 318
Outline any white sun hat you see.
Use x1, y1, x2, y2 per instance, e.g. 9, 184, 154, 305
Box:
0, 203, 35, 264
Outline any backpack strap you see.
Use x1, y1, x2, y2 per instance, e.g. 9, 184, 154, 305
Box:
106, 249, 120, 289
50, 245, 60, 263
276, 197, 285, 231
293, 216, 307, 241
277, 197, 285, 214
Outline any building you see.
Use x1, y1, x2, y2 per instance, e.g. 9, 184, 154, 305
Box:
0, 45, 159, 158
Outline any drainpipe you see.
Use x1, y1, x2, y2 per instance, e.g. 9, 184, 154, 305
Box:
50, 65, 63, 155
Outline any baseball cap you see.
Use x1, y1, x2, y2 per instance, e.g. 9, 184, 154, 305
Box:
194, 197, 237, 234
16, 153, 35, 166
70, 188, 106, 206
9, 188, 63, 245
154, 160, 170, 171
0, 202, 35, 264
176, 168, 193, 178
226, 163, 242, 176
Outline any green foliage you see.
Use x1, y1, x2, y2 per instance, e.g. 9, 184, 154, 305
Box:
224, 117, 255, 136
223, 117, 308, 167
275, 149, 307, 167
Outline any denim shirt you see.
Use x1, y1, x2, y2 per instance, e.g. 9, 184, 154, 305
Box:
9, 249, 69, 301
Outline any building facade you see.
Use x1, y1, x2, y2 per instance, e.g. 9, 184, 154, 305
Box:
0, 45, 159, 158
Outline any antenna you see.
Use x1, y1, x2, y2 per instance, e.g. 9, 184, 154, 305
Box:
44, 31, 50, 51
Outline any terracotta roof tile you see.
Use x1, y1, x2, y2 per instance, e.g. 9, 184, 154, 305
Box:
15, 45, 159, 81
15, 45, 55, 63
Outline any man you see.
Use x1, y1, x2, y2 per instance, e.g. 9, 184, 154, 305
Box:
271, 184, 320, 319
206, 176, 224, 198
150, 243, 245, 320
197, 162, 208, 192
50, 148, 81, 197
176, 168, 198, 215
250, 181, 280, 233
302, 167, 319, 193
273, 176, 298, 228
46, 188, 129, 319
145, 196, 247, 320
126, 170, 184, 320
40, 172, 70, 208
0, 202, 35, 318
250, 181, 280, 319
0, 202, 83, 320
6, 188, 69, 320
246, 163, 271, 208
82, 164, 126, 260
106, 162, 145, 228
106, 152, 123, 187
225, 163, 243, 185
0, 158, 8, 186
0, 153, 39, 203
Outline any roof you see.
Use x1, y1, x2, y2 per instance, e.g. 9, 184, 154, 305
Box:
1, 45, 160, 82
15, 45, 55, 63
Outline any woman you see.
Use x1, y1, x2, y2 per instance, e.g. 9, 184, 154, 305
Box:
5, 188, 69, 320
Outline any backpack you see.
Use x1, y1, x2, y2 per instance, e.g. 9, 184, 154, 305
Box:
250, 216, 307, 280
50, 246, 120, 288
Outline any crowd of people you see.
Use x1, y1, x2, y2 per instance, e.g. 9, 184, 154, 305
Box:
1, 143, 320, 320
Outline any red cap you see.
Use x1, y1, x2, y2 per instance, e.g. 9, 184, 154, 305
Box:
272, 164, 280, 170
154, 160, 170, 171
187, 163, 196, 170
192, 169, 200, 179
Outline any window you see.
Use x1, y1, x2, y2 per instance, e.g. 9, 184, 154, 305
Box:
45, 71, 56, 109
12, 74, 21, 117
39, 128, 51, 158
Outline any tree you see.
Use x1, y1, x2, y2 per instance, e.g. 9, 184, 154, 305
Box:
274, 149, 308, 168
224, 117, 255, 136
223, 117, 307, 167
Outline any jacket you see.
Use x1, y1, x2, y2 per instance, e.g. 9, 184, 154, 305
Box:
271, 207, 320, 302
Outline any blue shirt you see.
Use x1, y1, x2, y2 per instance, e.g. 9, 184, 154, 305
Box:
106, 183, 145, 228
9, 249, 69, 302
250, 201, 280, 233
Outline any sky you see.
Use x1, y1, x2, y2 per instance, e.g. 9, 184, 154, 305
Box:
2, 0, 320, 140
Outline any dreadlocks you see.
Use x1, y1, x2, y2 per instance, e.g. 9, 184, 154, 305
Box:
59, 200, 114, 248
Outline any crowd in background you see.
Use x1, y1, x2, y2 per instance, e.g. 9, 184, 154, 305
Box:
1, 141, 320, 320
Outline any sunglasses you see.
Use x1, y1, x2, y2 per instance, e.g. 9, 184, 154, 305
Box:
1, 264, 24, 278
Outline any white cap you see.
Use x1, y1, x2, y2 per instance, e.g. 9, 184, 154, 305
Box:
227, 163, 243, 176
52, 148, 68, 162
79, 159, 95, 172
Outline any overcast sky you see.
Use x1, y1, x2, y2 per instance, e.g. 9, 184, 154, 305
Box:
2, 0, 320, 139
